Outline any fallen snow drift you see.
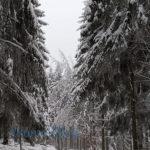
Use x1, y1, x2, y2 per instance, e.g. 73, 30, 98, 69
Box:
0, 143, 56, 150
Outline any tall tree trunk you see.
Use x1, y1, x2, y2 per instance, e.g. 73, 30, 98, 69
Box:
3, 130, 9, 145
57, 133, 60, 150
91, 100, 96, 150
64, 134, 68, 150
138, 124, 143, 150
102, 114, 105, 150
122, 136, 125, 150
69, 126, 73, 149
105, 131, 109, 150
77, 134, 79, 149
79, 136, 82, 150
83, 135, 87, 150
2, 114, 10, 145
145, 129, 149, 150
129, 70, 138, 150
19, 132, 22, 150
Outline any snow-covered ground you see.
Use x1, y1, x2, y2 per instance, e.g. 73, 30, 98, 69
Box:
0, 143, 56, 150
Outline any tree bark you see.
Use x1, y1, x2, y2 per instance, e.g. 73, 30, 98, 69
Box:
19, 133, 22, 150
57, 133, 60, 150
79, 136, 82, 150
145, 129, 149, 150
2, 114, 10, 145
102, 114, 105, 150
105, 131, 109, 150
77, 135, 79, 149
129, 70, 138, 150
69, 126, 73, 149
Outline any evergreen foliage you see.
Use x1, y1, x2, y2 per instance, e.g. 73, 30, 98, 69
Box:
0, 0, 49, 145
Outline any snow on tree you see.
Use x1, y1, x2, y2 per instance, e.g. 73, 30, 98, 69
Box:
0, 0, 49, 145
73, 0, 150, 149
46, 51, 77, 149
48, 51, 73, 125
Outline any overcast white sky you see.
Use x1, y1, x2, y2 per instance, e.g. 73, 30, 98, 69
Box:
40, 0, 84, 60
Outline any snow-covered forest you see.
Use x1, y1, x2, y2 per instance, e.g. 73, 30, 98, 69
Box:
0, 0, 150, 150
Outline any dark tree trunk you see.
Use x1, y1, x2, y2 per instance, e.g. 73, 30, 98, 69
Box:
19, 133, 22, 150
145, 129, 149, 150
80, 136, 82, 150
57, 133, 60, 150
2, 115, 10, 145
77, 135, 79, 149
138, 124, 143, 150
105, 131, 109, 150
69, 126, 73, 149
102, 114, 105, 150
129, 69, 138, 150
2, 132, 9, 145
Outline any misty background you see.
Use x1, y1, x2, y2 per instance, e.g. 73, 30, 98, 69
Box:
40, 0, 84, 61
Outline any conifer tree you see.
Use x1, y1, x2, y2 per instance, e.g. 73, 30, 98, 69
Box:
0, 0, 49, 144
74, 0, 150, 149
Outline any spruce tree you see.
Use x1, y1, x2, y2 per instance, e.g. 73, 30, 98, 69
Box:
0, 0, 49, 144
74, 0, 150, 149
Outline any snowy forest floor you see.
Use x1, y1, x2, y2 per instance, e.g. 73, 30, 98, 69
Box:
0, 141, 56, 150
